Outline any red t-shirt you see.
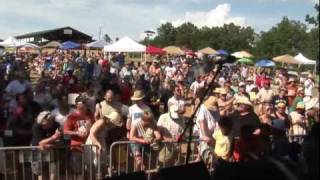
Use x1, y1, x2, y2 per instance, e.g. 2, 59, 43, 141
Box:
63, 111, 94, 151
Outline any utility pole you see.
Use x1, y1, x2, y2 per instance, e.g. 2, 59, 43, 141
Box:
98, 26, 102, 40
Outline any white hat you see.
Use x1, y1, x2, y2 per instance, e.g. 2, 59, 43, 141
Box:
36, 111, 52, 124
288, 78, 295, 82
169, 105, 179, 119
234, 97, 253, 106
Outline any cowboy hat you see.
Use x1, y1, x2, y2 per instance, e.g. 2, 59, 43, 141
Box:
105, 111, 123, 127
235, 97, 252, 106
169, 105, 179, 119
131, 90, 145, 101
220, 88, 228, 95
204, 96, 218, 111
213, 88, 221, 94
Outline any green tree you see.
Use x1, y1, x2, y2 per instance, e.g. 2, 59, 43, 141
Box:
175, 22, 199, 49
254, 17, 307, 59
305, 3, 319, 26
152, 22, 177, 47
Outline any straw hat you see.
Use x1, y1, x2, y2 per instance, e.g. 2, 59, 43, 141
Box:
235, 97, 252, 106
220, 88, 228, 95
296, 102, 305, 109
131, 90, 145, 101
105, 111, 123, 127
203, 96, 218, 111
213, 88, 221, 94
169, 105, 179, 119
308, 73, 313, 79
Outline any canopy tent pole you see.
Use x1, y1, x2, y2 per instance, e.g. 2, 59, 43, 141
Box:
144, 51, 147, 63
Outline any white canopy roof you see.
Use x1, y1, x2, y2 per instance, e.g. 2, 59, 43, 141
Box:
0, 36, 22, 47
86, 39, 109, 48
103, 36, 146, 52
20, 42, 40, 49
232, 50, 253, 58
294, 53, 316, 65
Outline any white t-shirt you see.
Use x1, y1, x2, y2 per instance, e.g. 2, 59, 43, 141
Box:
190, 81, 204, 96
165, 66, 176, 78
304, 78, 314, 97
195, 104, 219, 138
157, 113, 185, 138
218, 77, 225, 87
51, 108, 75, 126
241, 67, 248, 78
168, 96, 185, 110
246, 84, 256, 93
127, 104, 153, 127
5, 80, 31, 96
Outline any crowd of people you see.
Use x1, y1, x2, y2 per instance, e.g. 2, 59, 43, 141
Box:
0, 50, 319, 179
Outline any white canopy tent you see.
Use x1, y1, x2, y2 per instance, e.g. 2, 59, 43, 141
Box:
294, 53, 317, 65
20, 42, 40, 49
0, 36, 22, 47
294, 53, 317, 74
103, 36, 146, 52
0, 36, 39, 49
86, 39, 109, 48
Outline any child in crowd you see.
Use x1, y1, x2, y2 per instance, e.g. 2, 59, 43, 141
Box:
212, 116, 233, 161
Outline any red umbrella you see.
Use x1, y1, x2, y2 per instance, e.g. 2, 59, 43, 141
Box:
146, 45, 166, 55
185, 49, 196, 56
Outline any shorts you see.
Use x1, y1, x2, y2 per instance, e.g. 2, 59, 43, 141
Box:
130, 143, 151, 156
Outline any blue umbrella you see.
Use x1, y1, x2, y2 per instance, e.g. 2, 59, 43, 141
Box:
208, 49, 229, 58
61, 41, 80, 50
255, 59, 275, 67
216, 50, 229, 56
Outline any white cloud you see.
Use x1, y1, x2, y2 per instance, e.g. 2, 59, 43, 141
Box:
165, 4, 246, 28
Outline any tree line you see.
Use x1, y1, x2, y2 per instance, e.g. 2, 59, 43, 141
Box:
142, 4, 319, 62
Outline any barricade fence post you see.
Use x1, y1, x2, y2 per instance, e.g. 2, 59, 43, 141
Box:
107, 140, 203, 178
2, 136, 307, 179
0, 144, 100, 180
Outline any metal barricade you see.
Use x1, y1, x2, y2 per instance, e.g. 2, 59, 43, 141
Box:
108, 140, 202, 179
0, 144, 100, 180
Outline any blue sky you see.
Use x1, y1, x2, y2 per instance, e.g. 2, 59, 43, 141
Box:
0, 0, 317, 41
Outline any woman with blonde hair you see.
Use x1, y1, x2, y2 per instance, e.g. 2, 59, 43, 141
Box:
129, 111, 161, 171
